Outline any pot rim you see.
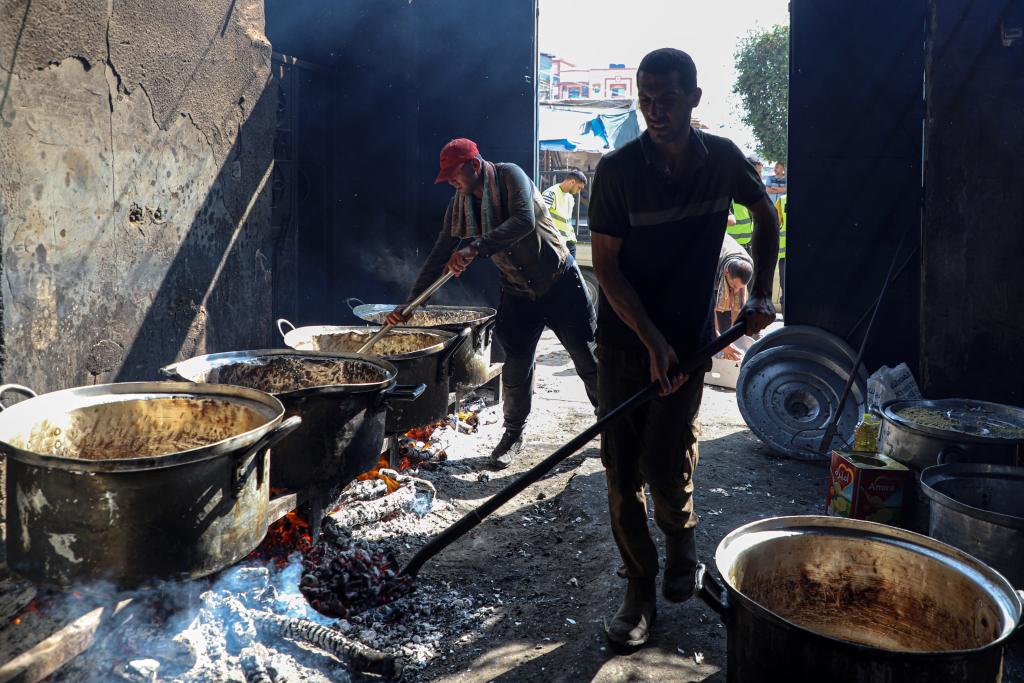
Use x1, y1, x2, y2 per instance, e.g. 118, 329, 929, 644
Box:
880, 398, 1024, 446
920, 464, 1024, 531
161, 349, 399, 398
352, 303, 497, 330
713, 515, 1023, 657
282, 325, 459, 361
0, 381, 286, 472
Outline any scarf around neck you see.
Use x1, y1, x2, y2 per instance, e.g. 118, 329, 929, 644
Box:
450, 160, 502, 238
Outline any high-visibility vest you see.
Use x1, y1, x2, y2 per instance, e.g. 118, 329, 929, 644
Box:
542, 184, 576, 243
775, 195, 787, 259
728, 201, 753, 245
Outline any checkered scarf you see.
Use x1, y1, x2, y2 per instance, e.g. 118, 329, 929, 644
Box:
450, 161, 502, 238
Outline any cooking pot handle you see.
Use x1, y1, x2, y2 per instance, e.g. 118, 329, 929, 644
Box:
344, 297, 366, 312
276, 318, 296, 339
0, 384, 37, 411
479, 317, 497, 346
231, 415, 302, 498
438, 327, 472, 381
936, 446, 970, 465
386, 383, 427, 402
697, 563, 731, 617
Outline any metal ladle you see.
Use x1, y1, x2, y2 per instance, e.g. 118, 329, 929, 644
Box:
356, 271, 455, 354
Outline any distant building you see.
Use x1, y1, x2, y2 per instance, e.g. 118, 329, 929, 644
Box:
540, 55, 635, 101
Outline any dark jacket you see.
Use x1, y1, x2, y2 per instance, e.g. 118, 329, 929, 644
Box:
408, 163, 569, 301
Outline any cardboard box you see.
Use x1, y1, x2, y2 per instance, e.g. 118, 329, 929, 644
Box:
826, 451, 910, 525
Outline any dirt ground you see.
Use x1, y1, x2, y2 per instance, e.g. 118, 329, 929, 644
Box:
402, 331, 1024, 683
360, 332, 1005, 682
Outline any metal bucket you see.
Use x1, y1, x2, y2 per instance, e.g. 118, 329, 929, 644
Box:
0, 382, 300, 588
699, 515, 1024, 682
921, 464, 1024, 587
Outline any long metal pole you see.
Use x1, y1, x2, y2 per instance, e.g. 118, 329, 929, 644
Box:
401, 322, 747, 578
817, 223, 913, 455
356, 270, 455, 354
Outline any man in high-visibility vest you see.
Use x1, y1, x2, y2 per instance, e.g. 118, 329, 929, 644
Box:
775, 194, 787, 313
726, 156, 763, 253
542, 170, 588, 257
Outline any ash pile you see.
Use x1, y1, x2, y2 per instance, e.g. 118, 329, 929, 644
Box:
24, 400, 500, 682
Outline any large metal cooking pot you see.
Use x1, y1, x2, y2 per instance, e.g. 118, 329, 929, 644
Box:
879, 398, 1024, 470
0, 382, 301, 589
878, 398, 1024, 533
277, 321, 467, 433
346, 299, 497, 392
698, 516, 1024, 682
161, 350, 424, 499
921, 463, 1024, 588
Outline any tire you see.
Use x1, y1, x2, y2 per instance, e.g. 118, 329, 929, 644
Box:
580, 267, 600, 304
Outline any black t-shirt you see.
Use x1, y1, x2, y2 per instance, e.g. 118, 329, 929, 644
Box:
588, 128, 765, 356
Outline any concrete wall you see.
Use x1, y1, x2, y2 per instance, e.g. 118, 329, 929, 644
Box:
0, 0, 276, 391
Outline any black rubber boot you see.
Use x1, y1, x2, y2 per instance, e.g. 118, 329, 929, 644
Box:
662, 529, 699, 603
490, 429, 524, 469
605, 578, 657, 650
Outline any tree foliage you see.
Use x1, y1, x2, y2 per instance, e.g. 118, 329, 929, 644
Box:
733, 25, 789, 164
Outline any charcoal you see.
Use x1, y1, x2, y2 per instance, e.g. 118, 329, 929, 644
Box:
300, 519, 413, 620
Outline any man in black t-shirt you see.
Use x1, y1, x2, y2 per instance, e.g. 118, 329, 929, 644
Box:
589, 49, 778, 650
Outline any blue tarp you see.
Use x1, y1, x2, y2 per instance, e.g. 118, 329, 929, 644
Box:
539, 105, 641, 152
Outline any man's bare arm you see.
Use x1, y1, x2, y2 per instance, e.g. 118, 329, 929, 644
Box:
742, 195, 780, 334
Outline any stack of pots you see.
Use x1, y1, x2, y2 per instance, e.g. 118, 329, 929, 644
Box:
877, 398, 1024, 534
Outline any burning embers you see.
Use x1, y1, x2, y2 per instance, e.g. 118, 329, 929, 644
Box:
300, 518, 413, 619
249, 510, 314, 565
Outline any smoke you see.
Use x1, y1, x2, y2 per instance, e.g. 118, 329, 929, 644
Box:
48, 555, 349, 683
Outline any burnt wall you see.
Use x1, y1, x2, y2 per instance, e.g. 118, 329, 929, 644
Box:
0, 0, 276, 390
921, 1, 1024, 404
787, 0, 925, 376
263, 0, 537, 325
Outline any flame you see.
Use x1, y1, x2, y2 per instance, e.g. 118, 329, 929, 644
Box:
10, 598, 41, 625
250, 510, 313, 565
356, 454, 401, 492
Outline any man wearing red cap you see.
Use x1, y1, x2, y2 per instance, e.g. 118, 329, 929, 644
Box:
387, 138, 599, 468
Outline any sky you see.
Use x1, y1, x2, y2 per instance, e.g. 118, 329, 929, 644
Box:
538, 0, 789, 154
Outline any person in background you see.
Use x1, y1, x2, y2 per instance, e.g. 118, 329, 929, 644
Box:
542, 170, 587, 257
766, 161, 787, 199
726, 156, 764, 254
386, 139, 599, 469
589, 48, 777, 651
715, 233, 754, 360
775, 193, 787, 314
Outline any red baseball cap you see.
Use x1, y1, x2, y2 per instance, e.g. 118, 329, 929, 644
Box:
435, 138, 480, 183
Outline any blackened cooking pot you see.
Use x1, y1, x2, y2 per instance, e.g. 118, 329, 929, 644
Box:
346, 300, 497, 393
161, 350, 424, 499
277, 321, 467, 433
698, 516, 1024, 683
0, 382, 301, 589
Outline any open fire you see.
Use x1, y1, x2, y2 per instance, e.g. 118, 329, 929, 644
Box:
1, 402, 491, 682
